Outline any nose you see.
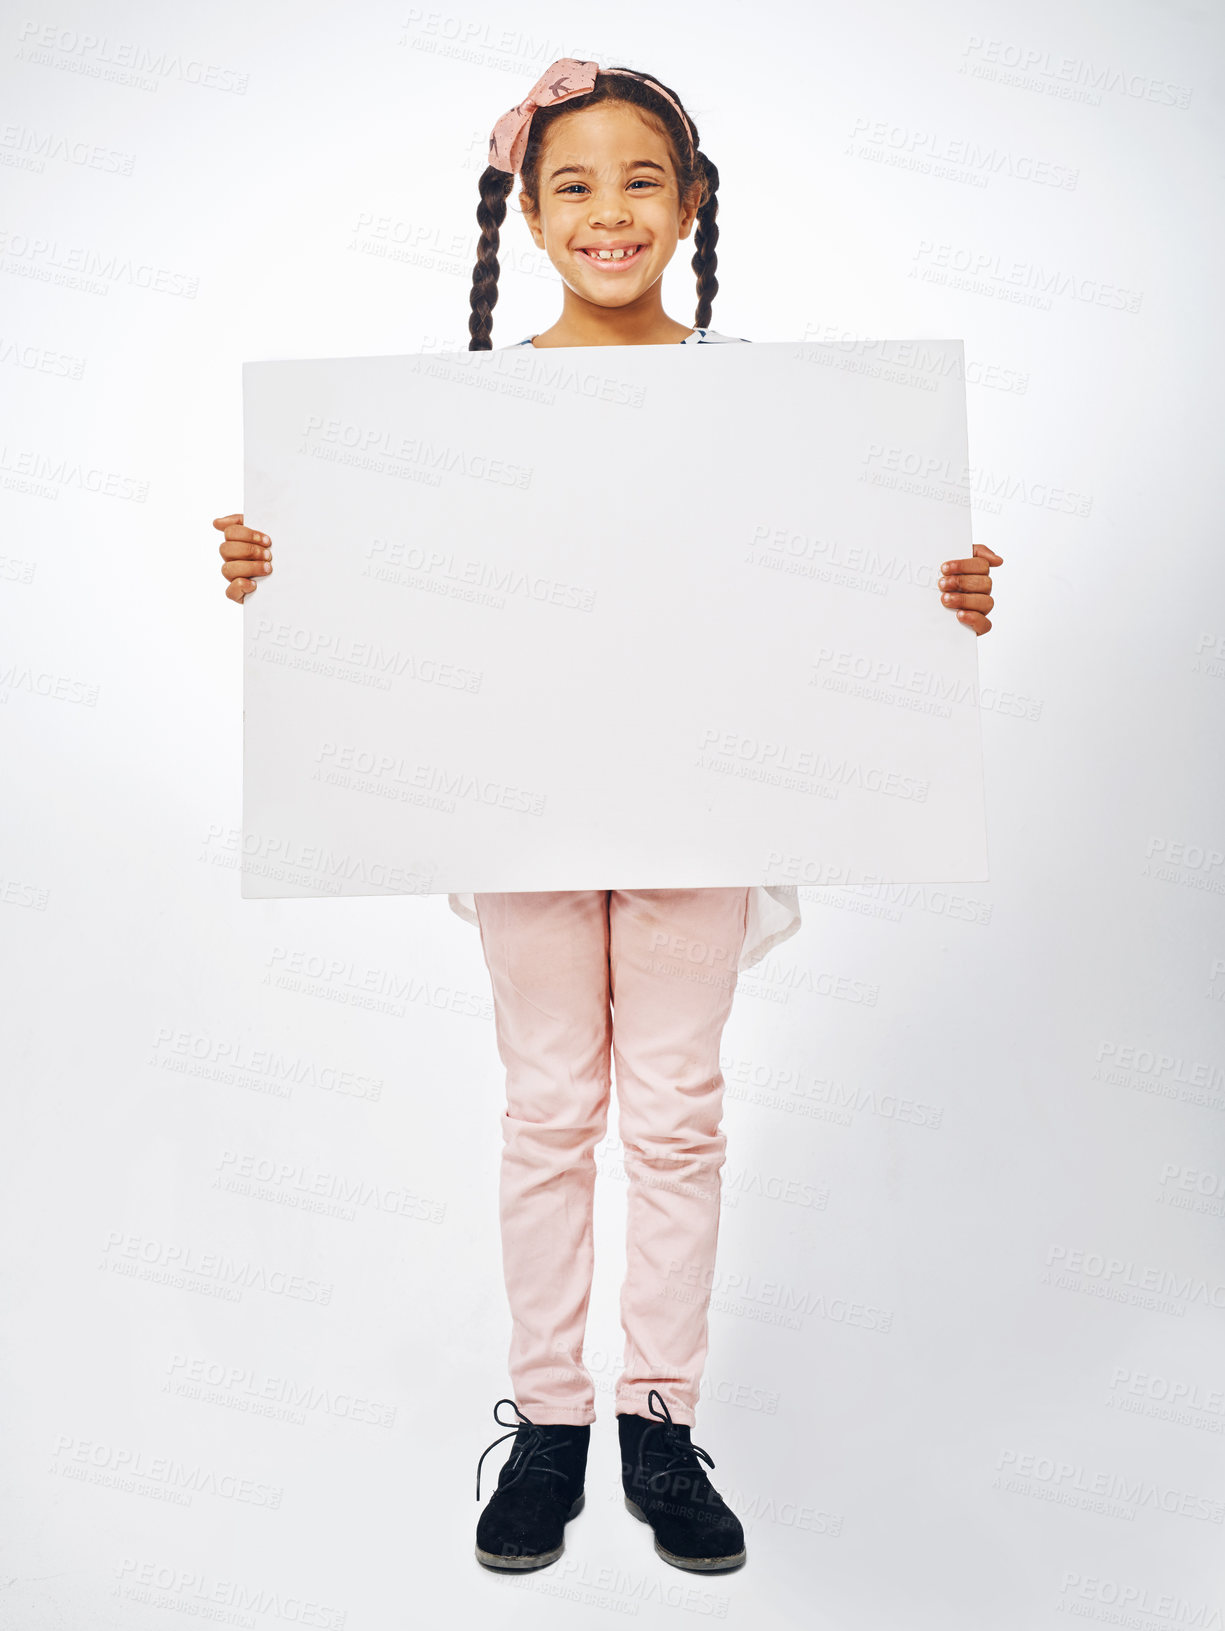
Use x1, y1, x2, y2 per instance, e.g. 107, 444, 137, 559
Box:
587, 183, 631, 228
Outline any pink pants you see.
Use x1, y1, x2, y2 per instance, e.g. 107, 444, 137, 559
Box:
473, 887, 750, 1427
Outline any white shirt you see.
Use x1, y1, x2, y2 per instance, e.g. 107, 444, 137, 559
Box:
445, 327, 803, 973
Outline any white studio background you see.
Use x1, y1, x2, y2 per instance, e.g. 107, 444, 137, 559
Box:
2, 1, 1223, 1628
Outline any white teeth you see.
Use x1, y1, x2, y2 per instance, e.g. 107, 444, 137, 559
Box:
588, 247, 638, 260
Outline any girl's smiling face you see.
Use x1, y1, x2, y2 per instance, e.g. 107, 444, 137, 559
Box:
520, 102, 699, 313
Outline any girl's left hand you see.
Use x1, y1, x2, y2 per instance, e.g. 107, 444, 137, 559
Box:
939, 543, 1003, 635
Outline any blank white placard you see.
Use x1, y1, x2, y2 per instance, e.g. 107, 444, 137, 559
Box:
241, 340, 988, 899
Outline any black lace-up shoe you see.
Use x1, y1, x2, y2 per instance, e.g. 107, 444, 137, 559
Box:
474, 1399, 590, 1572
618, 1389, 747, 1572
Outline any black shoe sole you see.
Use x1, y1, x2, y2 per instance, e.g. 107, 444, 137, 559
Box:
475, 1491, 585, 1572
624, 1496, 747, 1572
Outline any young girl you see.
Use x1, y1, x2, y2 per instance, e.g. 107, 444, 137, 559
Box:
214, 58, 1002, 1580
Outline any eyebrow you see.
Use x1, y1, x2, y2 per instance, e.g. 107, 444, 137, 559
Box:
547, 159, 667, 181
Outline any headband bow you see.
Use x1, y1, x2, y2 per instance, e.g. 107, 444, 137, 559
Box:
487, 58, 695, 177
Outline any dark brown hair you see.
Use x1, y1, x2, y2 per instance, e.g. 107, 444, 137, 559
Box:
467, 66, 719, 350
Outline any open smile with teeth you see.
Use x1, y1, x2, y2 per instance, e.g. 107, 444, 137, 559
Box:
578, 244, 647, 264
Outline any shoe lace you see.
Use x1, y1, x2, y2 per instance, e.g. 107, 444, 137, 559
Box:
475, 1398, 577, 1503
635, 1387, 717, 1495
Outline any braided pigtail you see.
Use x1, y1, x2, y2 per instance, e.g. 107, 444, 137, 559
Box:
468, 165, 516, 351
691, 151, 719, 330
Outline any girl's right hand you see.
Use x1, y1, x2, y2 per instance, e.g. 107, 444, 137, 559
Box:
213, 512, 272, 604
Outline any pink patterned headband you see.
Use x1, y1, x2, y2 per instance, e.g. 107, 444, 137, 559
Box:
487, 57, 695, 177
